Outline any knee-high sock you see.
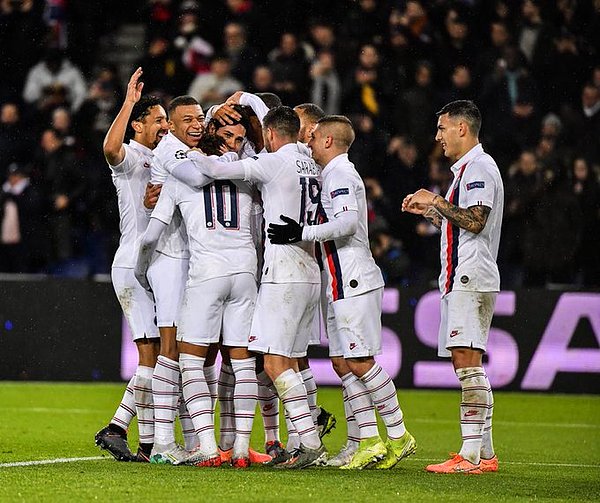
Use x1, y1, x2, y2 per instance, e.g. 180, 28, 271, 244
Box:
152, 356, 180, 445
111, 376, 136, 431
480, 370, 495, 460
342, 379, 360, 448
359, 363, 406, 440
178, 394, 199, 451
300, 368, 319, 425
231, 357, 258, 458
274, 369, 320, 450
204, 363, 219, 414
257, 371, 280, 443
179, 354, 217, 454
285, 410, 300, 451
456, 366, 488, 464
342, 372, 379, 440
133, 366, 154, 445
218, 363, 236, 450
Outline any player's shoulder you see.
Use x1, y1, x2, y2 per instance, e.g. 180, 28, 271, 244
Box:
155, 133, 186, 159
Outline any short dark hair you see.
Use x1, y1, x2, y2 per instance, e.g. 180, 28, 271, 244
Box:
207, 104, 250, 133
126, 95, 163, 140
294, 103, 325, 123
263, 106, 300, 138
436, 100, 481, 136
168, 95, 200, 115
256, 92, 282, 109
316, 115, 355, 147
198, 134, 226, 156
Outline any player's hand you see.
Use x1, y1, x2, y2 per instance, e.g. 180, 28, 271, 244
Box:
134, 267, 152, 292
143, 182, 162, 209
403, 189, 437, 215
126, 67, 144, 105
213, 104, 242, 125
267, 215, 303, 244
225, 91, 244, 106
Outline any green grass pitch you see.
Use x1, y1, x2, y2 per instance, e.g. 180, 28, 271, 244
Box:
0, 383, 598, 502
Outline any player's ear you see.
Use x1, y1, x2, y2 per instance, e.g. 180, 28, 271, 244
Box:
131, 120, 143, 134
325, 135, 334, 148
168, 119, 175, 132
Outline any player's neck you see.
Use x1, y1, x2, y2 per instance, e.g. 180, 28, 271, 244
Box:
453, 138, 479, 161
133, 135, 154, 150
321, 149, 347, 168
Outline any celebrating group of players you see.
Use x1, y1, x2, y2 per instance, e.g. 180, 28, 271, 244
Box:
94, 66, 416, 470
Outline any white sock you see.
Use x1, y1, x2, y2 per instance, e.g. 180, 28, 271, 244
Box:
257, 371, 280, 443
111, 376, 136, 431
342, 372, 379, 440
359, 363, 406, 440
133, 366, 154, 445
480, 371, 495, 460
178, 395, 199, 451
218, 363, 236, 450
342, 379, 360, 449
204, 364, 219, 414
285, 410, 300, 451
179, 353, 217, 454
152, 356, 180, 445
274, 369, 320, 450
456, 367, 488, 464
231, 357, 258, 458
300, 368, 319, 425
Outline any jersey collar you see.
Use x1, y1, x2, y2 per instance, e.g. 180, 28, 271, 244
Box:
129, 139, 154, 157
322, 153, 349, 174
277, 142, 300, 154
450, 143, 483, 174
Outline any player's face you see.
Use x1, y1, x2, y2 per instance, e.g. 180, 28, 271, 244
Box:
307, 125, 325, 165
435, 113, 461, 160
216, 123, 246, 153
263, 127, 273, 153
169, 104, 205, 148
139, 105, 168, 149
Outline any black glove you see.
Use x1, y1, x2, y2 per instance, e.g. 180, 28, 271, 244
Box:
267, 214, 303, 244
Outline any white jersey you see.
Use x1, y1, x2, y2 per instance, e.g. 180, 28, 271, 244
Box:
109, 140, 153, 268
151, 174, 258, 287
239, 143, 321, 284
438, 143, 504, 296
316, 153, 384, 301
151, 132, 190, 259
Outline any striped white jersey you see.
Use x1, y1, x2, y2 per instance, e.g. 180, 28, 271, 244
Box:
438, 144, 504, 297
316, 153, 384, 301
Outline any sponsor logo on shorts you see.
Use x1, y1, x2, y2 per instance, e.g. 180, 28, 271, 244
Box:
466, 181, 485, 190
450, 329, 460, 338
464, 410, 479, 417
349, 342, 357, 350
248, 335, 257, 343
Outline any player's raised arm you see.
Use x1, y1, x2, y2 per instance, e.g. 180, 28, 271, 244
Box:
103, 67, 144, 166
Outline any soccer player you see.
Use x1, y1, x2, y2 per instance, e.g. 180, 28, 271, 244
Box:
402, 100, 503, 474
168, 106, 327, 469
144, 95, 205, 464
95, 67, 168, 462
268, 115, 416, 470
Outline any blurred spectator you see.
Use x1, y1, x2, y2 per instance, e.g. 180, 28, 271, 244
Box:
36, 128, 86, 263
136, 35, 192, 97
562, 82, 600, 166
22, 48, 87, 113
0, 162, 47, 272
269, 32, 311, 105
370, 229, 409, 286
0, 102, 32, 178
571, 157, 600, 286
51, 107, 77, 148
310, 50, 341, 115
172, 6, 215, 75
436, 7, 476, 85
475, 20, 512, 85
517, 0, 555, 82
223, 21, 262, 88
341, 0, 389, 48
347, 114, 387, 179
247, 65, 276, 94
188, 55, 243, 109
383, 136, 425, 197
439, 65, 473, 104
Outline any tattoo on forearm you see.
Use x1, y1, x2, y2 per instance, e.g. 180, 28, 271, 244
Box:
423, 206, 442, 229
433, 196, 491, 234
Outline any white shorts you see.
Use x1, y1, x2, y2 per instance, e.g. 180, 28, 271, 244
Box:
327, 287, 383, 358
111, 267, 158, 341
177, 273, 257, 347
438, 290, 497, 357
146, 252, 189, 327
308, 271, 329, 347
248, 282, 319, 358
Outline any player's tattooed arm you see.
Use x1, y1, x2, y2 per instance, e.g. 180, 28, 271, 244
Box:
423, 206, 442, 229
432, 196, 490, 234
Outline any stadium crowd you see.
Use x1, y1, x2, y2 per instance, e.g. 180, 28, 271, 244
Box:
0, 0, 598, 287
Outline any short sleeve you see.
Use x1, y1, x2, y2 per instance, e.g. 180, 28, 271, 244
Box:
109, 145, 135, 175
151, 178, 178, 225
327, 171, 359, 216
462, 161, 496, 209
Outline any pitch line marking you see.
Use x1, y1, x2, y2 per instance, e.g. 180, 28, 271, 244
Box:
0, 456, 106, 468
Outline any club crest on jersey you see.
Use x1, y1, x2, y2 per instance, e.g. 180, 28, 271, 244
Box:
331, 188, 349, 198
466, 181, 485, 190
175, 150, 187, 160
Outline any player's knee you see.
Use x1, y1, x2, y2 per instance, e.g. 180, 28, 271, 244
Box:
330, 357, 348, 377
